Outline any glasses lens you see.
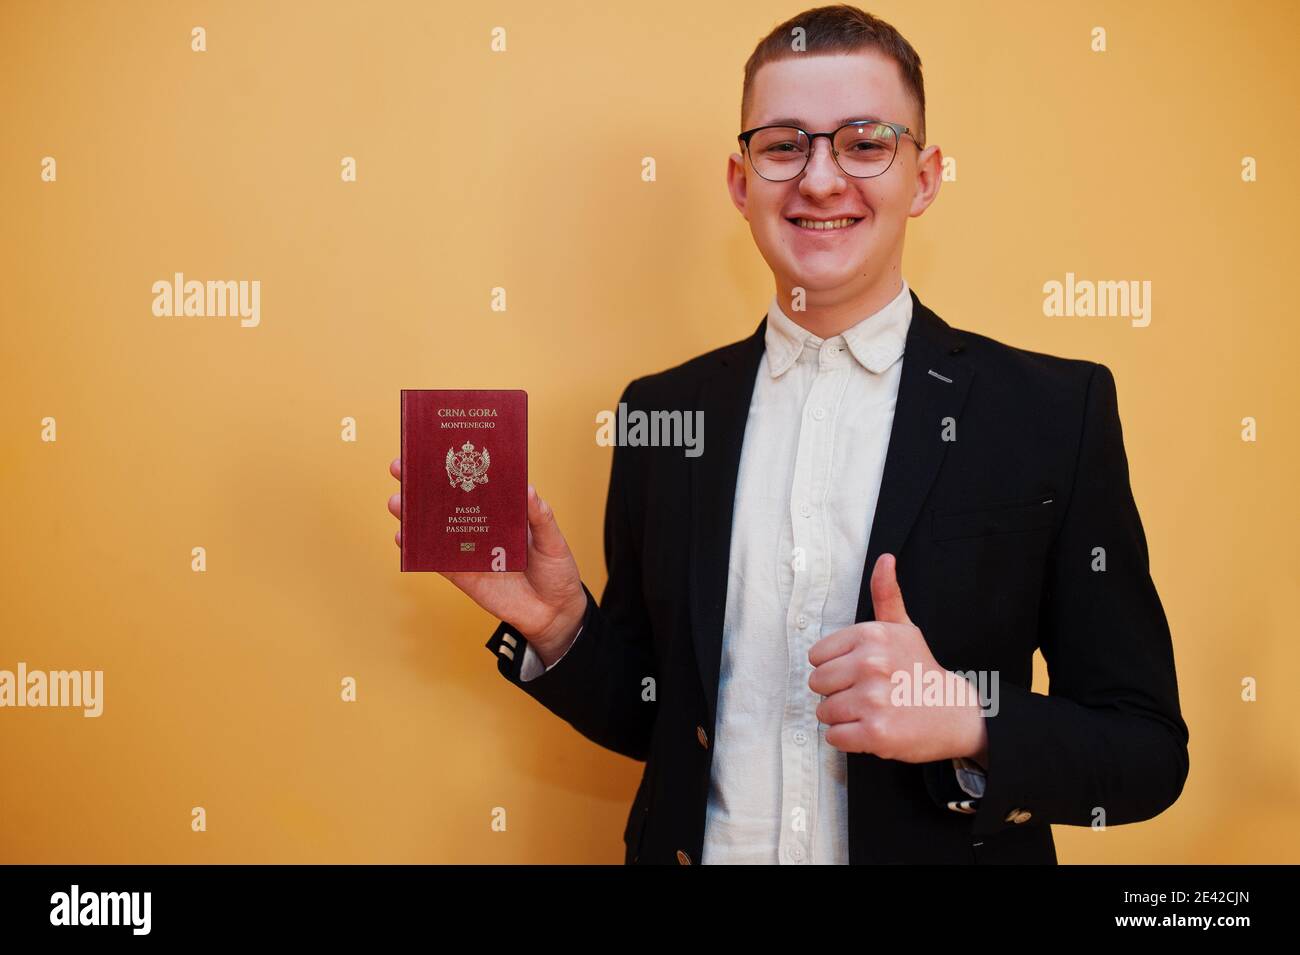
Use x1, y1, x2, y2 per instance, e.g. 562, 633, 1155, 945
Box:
747, 127, 809, 181
833, 122, 898, 178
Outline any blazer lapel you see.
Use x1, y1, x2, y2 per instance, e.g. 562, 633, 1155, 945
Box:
853, 290, 973, 623
689, 318, 766, 728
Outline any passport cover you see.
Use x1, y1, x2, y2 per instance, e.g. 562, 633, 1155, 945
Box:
401, 389, 527, 572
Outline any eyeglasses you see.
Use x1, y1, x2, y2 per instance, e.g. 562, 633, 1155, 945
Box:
737, 120, 923, 181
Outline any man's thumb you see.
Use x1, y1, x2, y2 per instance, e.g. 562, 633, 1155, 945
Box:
870, 553, 912, 624
526, 485, 569, 558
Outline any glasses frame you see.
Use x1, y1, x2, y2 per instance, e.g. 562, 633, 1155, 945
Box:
737, 120, 924, 181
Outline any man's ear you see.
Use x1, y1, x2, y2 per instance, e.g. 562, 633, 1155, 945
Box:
908, 144, 943, 218
726, 152, 750, 220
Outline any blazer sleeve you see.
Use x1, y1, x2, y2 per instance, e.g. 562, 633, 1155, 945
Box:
959, 362, 1190, 837
483, 379, 659, 761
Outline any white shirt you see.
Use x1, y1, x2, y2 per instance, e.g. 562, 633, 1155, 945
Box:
701, 278, 912, 864
520, 277, 982, 862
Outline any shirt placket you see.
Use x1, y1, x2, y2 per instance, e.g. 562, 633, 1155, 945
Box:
779, 336, 850, 864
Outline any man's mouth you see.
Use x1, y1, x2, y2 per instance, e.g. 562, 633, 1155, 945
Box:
786, 216, 862, 232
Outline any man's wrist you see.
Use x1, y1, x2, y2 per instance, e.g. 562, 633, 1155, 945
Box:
944, 669, 989, 767
534, 630, 577, 669
962, 702, 989, 768
532, 591, 588, 667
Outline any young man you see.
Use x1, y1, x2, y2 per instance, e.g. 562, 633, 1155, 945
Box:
388, 5, 1188, 864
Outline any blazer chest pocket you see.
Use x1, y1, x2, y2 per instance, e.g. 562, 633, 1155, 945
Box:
930, 493, 1057, 542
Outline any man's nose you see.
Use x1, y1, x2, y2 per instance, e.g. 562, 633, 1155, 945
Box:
800, 138, 845, 192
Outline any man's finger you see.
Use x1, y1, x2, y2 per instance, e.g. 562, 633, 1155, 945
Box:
808, 624, 866, 667
390, 457, 401, 480
527, 485, 569, 559
814, 687, 864, 727
807, 650, 862, 696
388, 492, 400, 519
870, 552, 912, 625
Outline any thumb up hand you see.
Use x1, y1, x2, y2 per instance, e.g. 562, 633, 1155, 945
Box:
808, 553, 987, 764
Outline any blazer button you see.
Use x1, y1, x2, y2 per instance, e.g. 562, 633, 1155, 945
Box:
696, 725, 709, 749
676, 849, 692, 865
1005, 808, 1033, 824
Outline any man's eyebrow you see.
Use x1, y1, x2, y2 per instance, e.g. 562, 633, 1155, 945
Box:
758, 116, 882, 128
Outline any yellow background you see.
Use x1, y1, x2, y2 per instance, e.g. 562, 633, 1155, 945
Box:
1, 0, 1296, 863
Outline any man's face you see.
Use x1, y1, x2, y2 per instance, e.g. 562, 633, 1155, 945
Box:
728, 51, 940, 302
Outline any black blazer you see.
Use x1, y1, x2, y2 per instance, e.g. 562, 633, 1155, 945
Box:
486, 288, 1189, 864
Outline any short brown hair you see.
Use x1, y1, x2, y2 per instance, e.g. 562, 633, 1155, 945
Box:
740, 5, 926, 147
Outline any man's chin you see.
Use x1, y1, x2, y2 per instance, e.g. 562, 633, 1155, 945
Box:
780, 261, 870, 294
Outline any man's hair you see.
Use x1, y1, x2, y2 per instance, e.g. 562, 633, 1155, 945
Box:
740, 4, 926, 148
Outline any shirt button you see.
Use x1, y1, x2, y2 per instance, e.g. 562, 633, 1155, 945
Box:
799, 502, 812, 517
812, 407, 826, 420
789, 844, 805, 862
696, 725, 709, 749
676, 849, 693, 865
796, 614, 809, 629
793, 730, 808, 745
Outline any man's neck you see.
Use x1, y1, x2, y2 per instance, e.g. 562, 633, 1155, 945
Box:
776, 273, 906, 339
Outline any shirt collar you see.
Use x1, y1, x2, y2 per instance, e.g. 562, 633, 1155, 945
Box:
764, 278, 912, 378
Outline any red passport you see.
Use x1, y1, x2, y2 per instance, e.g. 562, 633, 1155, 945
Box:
401, 389, 527, 572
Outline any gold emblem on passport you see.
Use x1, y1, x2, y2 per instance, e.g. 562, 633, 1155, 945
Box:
445, 441, 491, 492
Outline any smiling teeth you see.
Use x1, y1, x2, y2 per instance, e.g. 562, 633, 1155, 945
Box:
795, 217, 858, 230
